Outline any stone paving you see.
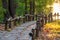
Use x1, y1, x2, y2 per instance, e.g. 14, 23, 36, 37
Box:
0, 21, 36, 40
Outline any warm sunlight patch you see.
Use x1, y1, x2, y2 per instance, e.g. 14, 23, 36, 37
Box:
53, 3, 60, 14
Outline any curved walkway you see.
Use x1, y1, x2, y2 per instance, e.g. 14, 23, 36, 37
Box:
0, 21, 36, 40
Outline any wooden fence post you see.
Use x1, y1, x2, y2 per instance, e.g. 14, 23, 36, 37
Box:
25, 14, 30, 21
36, 20, 40, 37
8, 20, 11, 28
29, 15, 34, 21
48, 13, 53, 22
32, 29, 35, 40
13, 18, 17, 26
23, 17, 25, 23
29, 29, 36, 40
5, 21, 8, 30
45, 15, 47, 24
17, 17, 20, 25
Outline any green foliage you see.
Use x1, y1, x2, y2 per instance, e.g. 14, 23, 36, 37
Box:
15, 0, 25, 16
35, 0, 54, 14
0, 0, 5, 22
16, 3, 25, 16
16, 0, 30, 16
0, 0, 54, 22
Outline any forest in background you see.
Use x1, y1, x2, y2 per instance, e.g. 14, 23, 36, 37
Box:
0, 0, 54, 22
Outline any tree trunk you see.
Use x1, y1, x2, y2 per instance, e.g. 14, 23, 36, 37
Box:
30, 0, 33, 15
2, 0, 10, 21
25, 0, 28, 14
2, 0, 8, 9
8, 0, 16, 18
33, 0, 35, 15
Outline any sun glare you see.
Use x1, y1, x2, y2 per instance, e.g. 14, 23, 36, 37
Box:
52, 2, 60, 20
53, 3, 60, 14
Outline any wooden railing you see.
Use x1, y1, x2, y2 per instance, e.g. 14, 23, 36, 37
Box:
30, 13, 53, 40
4, 13, 53, 40
4, 14, 35, 30
5, 16, 25, 30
